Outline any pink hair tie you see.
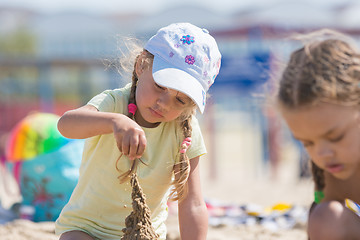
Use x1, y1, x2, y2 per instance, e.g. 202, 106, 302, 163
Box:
128, 103, 137, 115
180, 137, 192, 153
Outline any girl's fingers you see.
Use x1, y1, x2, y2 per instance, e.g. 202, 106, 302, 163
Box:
136, 135, 147, 158
115, 127, 146, 160
115, 135, 123, 153
128, 136, 140, 160
121, 136, 130, 157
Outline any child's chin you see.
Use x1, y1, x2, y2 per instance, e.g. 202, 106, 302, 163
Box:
330, 171, 351, 180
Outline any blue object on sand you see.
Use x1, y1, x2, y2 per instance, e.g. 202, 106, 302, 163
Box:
19, 140, 83, 221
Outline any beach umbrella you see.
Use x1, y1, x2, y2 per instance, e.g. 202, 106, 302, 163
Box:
5, 112, 70, 162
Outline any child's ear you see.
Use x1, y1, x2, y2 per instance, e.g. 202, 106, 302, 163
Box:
135, 53, 145, 77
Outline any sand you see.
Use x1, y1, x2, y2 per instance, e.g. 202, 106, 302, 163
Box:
0, 118, 313, 239
0, 213, 308, 240
0, 178, 312, 240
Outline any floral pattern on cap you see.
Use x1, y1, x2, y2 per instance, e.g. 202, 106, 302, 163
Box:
185, 55, 195, 65
180, 35, 195, 45
203, 56, 210, 63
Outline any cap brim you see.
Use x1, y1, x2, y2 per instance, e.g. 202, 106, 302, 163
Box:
152, 56, 206, 113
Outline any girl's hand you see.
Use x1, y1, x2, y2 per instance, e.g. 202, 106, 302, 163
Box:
112, 116, 146, 160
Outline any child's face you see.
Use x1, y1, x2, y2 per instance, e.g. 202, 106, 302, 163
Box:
280, 102, 360, 180
135, 68, 194, 128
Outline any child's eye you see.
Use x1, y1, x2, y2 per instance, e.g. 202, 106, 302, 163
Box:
302, 141, 313, 148
329, 134, 344, 143
176, 97, 186, 105
155, 83, 165, 90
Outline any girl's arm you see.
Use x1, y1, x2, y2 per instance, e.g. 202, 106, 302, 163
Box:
58, 105, 123, 139
58, 105, 146, 160
178, 156, 208, 240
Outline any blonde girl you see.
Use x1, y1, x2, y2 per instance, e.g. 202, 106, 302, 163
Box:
54, 22, 221, 240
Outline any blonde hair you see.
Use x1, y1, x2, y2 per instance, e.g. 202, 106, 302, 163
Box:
116, 40, 196, 202
277, 29, 360, 192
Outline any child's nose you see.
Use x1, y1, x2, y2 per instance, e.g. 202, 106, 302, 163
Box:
156, 92, 171, 109
314, 141, 334, 159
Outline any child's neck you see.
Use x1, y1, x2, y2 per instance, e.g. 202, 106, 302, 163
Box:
134, 112, 160, 128
325, 171, 360, 203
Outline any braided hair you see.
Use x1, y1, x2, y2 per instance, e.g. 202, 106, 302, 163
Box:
170, 112, 195, 202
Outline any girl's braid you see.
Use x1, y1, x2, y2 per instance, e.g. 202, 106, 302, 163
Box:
170, 115, 193, 202
311, 161, 325, 191
127, 55, 140, 119
117, 54, 141, 183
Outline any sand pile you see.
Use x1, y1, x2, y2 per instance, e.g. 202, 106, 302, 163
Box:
121, 173, 159, 240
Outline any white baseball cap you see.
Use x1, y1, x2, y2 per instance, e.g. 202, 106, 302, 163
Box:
144, 22, 221, 113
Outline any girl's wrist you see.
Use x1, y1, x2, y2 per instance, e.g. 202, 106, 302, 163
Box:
110, 113, 135, 133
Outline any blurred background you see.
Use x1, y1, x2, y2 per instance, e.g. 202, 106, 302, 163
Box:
1, 0, 360, 216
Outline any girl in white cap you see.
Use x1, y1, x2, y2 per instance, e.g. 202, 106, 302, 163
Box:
277, 29, 360, 239
55, 22, 221, 240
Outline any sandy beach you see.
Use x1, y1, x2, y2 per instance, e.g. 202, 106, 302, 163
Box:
0, 116, 313, 239
0, 178, 312, 239
0, 158, 313, 239
0, 216, 308, 240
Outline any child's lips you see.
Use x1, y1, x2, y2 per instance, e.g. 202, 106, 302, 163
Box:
325, 163, 344, 174
149, 108, 163, 118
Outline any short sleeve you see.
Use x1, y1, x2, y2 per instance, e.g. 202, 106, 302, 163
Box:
87, 84, 131, 114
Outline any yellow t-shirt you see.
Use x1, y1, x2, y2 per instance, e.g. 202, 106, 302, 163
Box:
55, 84, 207, 239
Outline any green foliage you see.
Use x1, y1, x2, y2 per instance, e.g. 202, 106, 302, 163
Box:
0, 28, 36, 56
